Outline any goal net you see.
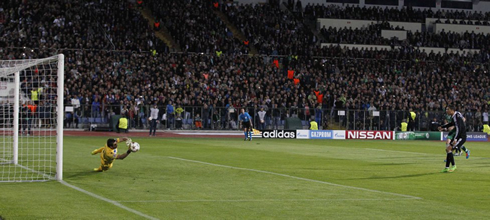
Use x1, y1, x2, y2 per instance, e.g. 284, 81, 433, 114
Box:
0, 54, 64, 182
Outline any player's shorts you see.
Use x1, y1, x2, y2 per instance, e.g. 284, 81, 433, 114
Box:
242, 121, 251, 129
447, 131, 455, 140
451, 136, 466, 150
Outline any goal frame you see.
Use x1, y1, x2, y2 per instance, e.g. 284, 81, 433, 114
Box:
2, 54, 64, 181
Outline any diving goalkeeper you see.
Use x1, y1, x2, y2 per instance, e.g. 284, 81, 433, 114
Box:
91, 137, 132, 172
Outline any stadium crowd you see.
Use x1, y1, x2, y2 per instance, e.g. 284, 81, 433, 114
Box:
144, 0, 248, 55
221, 1, 317, 56
0, 0, 165, 52
0, 0, 489, 131
303, 4, 490, 23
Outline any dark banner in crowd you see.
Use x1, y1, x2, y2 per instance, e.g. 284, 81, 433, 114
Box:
395, 132, 441, 140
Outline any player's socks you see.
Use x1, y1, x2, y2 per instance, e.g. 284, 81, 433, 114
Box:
244, 131, 247, 140
445, 152, 452, 168
249, 131, 252, 140
448, 152, 455, 166
466, 149, 470, 159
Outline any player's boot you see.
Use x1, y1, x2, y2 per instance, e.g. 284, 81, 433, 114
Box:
441, 167, 450, 173
466, 149, 470, 159
449, 165, 457, 172
93, 167, 103, 172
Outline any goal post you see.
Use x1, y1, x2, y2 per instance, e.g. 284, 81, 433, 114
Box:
0, 54, 64, 182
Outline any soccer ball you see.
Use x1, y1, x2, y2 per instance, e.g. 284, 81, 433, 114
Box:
130, 142, 140, 152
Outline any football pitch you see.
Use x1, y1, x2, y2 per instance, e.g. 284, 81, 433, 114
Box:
1, 137, 490, 219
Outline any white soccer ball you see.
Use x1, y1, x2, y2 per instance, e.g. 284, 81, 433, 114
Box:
130, 142, 140, 152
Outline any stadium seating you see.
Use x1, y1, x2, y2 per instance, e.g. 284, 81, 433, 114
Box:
0, 1, 489, 131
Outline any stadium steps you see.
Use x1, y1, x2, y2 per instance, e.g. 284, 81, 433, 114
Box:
328, 124, 346, 130
213, 9, 259, 55
136, 7, 181, 52
280, 3, 326, 46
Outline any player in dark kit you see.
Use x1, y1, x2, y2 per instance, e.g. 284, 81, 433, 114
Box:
439, 105, 467, 173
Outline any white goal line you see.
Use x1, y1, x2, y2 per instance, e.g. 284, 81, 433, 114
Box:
117, 198, 417, 203
167, 156, 422, 200
60, 181, 159, 220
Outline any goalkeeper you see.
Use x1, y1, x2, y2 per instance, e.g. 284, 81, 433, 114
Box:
91, 137, 132, 172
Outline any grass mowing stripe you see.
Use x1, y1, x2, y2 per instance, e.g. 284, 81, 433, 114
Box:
364, 148, 434, 155
117, 198, 417, 203
60, 180, 160, 220
168, 156, 423, 200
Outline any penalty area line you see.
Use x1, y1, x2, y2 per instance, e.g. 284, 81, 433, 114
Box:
60, 180, 159, 220
118, 198, 417, 203
168, 156, 422, 200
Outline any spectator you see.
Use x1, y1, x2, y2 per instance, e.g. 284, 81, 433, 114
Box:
117, 115, 128, 133
309, 119, 318, 130
194, 114, 202, 129
166, 101, 175, 129
430, 118, 440, 131
401, 119, 408, 131
483, 123, 490, 134
149, 104, 159, 136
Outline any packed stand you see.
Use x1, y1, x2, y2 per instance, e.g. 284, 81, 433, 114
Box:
1, 45, 489, 131
320, 21, 396, 46
407, 30, 490, 50
221, 2, 317, 56
0, 0, 166, 52
62, 51, 490, 131
1, 1, 489, 131
320, 23, 490, 50
303, 4, 429, 22
306, 4, 490, 51
145, 0, 247, 55
303, 4, 490, 23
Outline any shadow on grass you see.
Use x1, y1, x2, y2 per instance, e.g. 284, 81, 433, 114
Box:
63, 170, 101, 179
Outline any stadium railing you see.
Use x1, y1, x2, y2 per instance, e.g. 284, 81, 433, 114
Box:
58, 104, 487, 132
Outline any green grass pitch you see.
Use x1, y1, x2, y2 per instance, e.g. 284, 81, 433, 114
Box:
1, 137, 490, 219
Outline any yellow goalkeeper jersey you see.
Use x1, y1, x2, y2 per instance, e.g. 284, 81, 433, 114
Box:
93, 138, 124, 165
101, 145, 117, 165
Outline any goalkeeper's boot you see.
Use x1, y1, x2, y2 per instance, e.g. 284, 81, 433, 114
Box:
441, 167, 450, 173
93, 167, 103, 172
466, 149, 470, 159
449, 165, 457, 172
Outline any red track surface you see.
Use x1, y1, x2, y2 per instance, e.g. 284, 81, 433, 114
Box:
64, 130, 241, 138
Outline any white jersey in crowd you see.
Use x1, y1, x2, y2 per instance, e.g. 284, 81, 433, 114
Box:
258, 110, 266, 122
483, 112, 489, 122
150, 107, 159, 120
